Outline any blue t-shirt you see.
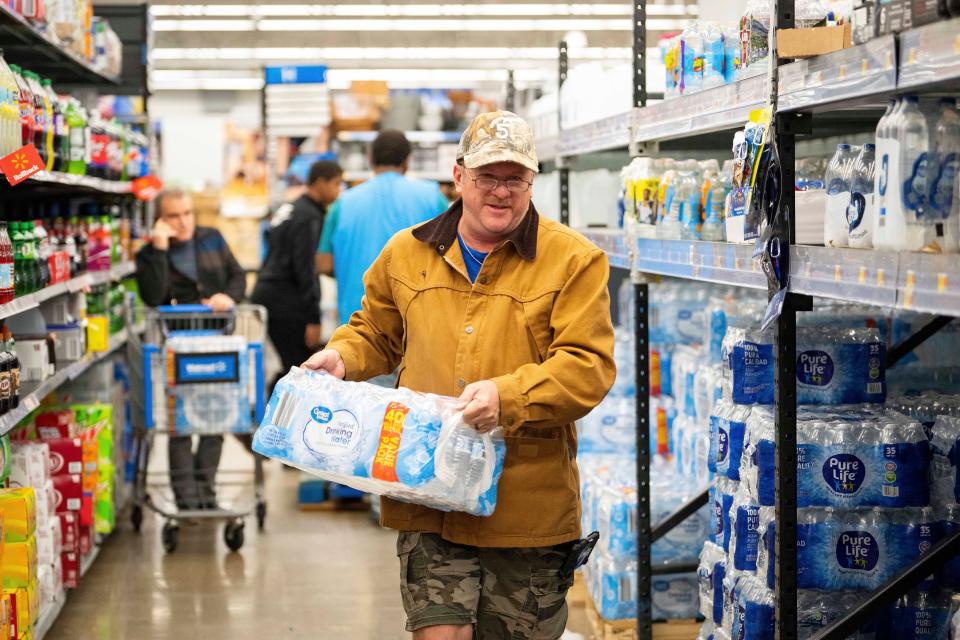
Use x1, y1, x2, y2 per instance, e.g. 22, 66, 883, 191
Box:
457, 234, 487, 283
318, 172, 449, 324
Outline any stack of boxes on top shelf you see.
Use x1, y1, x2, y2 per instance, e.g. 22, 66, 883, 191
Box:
699, 302, 960, 640
578, 280, 744, 624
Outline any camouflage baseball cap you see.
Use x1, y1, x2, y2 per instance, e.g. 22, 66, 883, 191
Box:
457, 110, 539, 174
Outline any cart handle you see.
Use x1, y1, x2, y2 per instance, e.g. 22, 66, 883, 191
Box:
156, 304, 215, 314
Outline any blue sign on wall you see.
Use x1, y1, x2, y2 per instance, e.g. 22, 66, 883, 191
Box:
264, 65, 328, 85
175, 352, 240, 384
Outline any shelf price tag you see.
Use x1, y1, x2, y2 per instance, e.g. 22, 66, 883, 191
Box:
861, 58, 870, 75
907, 47, 918, 65
838, 65, 847, 80
0, 144, 44, 186
904, 270, 916, 309
937, 273, 948, 293
954, 34, 960, 55
834, 265, 843, 282
885, 50, 894, 70
877, 268, 886, 287
858, 266, 867, 284
132, 175, 164, 201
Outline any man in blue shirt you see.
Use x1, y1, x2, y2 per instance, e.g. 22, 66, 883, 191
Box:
316, 130, 449, 325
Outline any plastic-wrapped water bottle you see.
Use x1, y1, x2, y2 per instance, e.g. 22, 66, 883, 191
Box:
874, 97, 906, 250
681, 22, 705, 94
848, 143, 876, 248
657, 162, 685, 239
701, 160, 729, 241
702, 23, 725, 89
824, 143, 859, 247
899, 95, 931, 250
925, 97, 960, 253
881, 588, 954, 639
723, 26, 741, 83
656, 159, 678, 226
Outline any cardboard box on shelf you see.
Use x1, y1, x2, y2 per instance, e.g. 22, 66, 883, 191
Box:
0, 490, 35, 543
1, 537, 37, 589
777, 23, 852, 58
78, 525, 92, 556
35, 411, 76, 441
8, 444, 50, 492
58, 513, 78, 553
45, 438, 83, 477
86, 315, 110, 352
61, 550, 78, 589
52, 474, 82, 515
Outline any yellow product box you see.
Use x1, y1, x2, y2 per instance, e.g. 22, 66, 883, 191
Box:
85, 316, 109, 353
1, 537, 37, 589
26, 580, 37, 627
0, 490, 34, 542
3, 587, 28, 637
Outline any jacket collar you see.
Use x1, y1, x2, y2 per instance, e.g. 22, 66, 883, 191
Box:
412, 198, 539, 260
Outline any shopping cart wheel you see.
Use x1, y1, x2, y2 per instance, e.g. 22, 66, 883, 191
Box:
256, 502, 267, 531
224, 520, 245, 552
162, 522, 179, 553
131, 505, 143, 533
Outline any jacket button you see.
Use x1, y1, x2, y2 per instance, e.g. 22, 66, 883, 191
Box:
465, 326, 474, 334
506, 417, 515, 426
457, 378, 466, 388
479, 276, 489, 285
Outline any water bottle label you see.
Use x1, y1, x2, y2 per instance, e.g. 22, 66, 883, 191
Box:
902, 152, 929, 218
928, 152, 957, 219
847, 191, 868, 233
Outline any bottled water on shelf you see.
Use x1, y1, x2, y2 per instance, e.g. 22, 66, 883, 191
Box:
925, 97, 960, 252
824, 143, 859, 247
680, 22, 704, 95
848, 143, 876, 248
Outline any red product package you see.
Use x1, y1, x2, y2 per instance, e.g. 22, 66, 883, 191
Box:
45, 438, 83, 477
52, 474, 82, 514
35, 410, 75, 440
59, 512, 79, 552
79, 524, 92, 556
79, 493, 93, 526
61, 550, 79, 589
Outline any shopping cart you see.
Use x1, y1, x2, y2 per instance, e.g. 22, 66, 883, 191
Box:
126, 303, 267, 553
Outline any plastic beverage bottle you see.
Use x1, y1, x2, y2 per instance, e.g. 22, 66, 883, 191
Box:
898, 96, 931, 251
656, 160, 677, 225
33, 218, 50, 288
0, 337, 11, 415
88, 113, 107, 179
10, 65, 35, 149
41, 78, 58, 171
741, 0, 771, 70
72, 214, 88, 272
108, 206, 120, 264
65, 98, 87, 175
635, 157, 661, 226
702, 160, 728, 241
21, 218, 38, 293
0, 50, 18, 156
874, 97, 907, 250
680, 22, 704, 94
680, 160, 704, 240
824, 144, 858, 247
723, 26, 741, 83
848, 143, 876, 249
657, 164, 682, 239
870, 99, 896, 236
702, 22, 725, 89
56, 96, 70, 172
6, 327, 19, 409
926, 98, 960, 253
10, 223, 23, 297
662, 36, 680, 99
24, 72, 46, 166
0, 222, 13, 304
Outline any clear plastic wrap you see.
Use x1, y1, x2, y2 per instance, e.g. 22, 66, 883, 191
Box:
731, 575, 775, 640
698, 540, 727, 625
755, 506, 777, 590
798, 590, 876, 639
709, 399, 753, 481
796, 507, 935, 591
711, 476, 739, 552
728, 484, 760, 572
578, 395, 636, 454
742, 406, 928, 508
253, 367, 506, 516
651, 572, 700, 620
930, 415, 960, 506
723, 327, 886, 405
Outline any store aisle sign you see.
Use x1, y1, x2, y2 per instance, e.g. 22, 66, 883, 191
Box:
132, 175, 164, 201
0, 145, 44, 186
265, 65, 327, 85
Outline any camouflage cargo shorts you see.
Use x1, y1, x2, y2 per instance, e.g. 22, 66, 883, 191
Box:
396, 532, 574, 639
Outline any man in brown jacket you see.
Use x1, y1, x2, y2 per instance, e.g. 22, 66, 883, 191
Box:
303, 111, 616, 640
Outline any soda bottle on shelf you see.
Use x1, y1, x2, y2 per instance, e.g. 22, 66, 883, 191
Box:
66, 98, 88, 175
0, 330, 11, 415
41, 78, 59, 171
22, 216, 39, 293
70, 214, 88, 272
0, 221, 13, 304
5, 326, 19, 410
108, 204, 120, 264
10, 64, 35, 150
88, 113, 107, 179
56, 95, 70, 173
11, 223, 24, 297
33, 217, 50, 288
23, 71, 46, 167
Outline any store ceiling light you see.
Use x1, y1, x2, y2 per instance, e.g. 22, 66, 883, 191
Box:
150, 46, 632, 62
151, 18, 692, 32
149, 4, 698, 18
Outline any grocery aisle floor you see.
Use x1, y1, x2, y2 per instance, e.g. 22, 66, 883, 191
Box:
44, 438, 593, 640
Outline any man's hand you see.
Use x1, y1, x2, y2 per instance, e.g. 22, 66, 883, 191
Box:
152, 219, 177, 251
304, 323, 323, 350
457, 380, 500, 433
301, 348, 345, 379
201, 293, 235, 312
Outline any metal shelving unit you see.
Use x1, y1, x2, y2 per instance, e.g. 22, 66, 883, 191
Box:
562, 7, 960, 640
0, 261, 135, 321
33, 589, 66, 640
0, 5, 120, 88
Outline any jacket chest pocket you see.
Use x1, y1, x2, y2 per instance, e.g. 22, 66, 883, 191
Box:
520, 292, 557, 363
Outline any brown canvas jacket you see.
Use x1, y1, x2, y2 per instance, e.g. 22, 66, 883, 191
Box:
326, 199, 616, 547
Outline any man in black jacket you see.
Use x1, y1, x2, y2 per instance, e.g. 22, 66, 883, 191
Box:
252, 160, 342, 390
136, 188, 247, 510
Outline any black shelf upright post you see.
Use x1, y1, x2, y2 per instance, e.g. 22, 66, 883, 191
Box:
773, 1, 804, 639
558, 40, 569, 226
632, 2, 652, 640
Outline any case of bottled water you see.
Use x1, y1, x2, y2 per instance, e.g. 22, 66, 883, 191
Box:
253, 367, 506, 516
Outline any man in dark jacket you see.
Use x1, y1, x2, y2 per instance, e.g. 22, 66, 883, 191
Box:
252, 160, 342, 390
136, 188, 247, 510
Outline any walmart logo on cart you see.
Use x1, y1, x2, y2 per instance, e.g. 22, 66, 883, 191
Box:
176, 353, 239, 383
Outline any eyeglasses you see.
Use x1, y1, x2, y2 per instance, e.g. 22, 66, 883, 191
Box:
470, 176, 532, 193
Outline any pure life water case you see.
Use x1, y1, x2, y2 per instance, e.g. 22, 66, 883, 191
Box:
253, 367, 507, 516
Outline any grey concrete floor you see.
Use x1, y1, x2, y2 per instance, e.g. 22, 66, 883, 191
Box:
45, 437, 594, 640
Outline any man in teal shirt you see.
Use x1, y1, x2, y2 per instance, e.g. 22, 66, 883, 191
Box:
317, 130, 450, 324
